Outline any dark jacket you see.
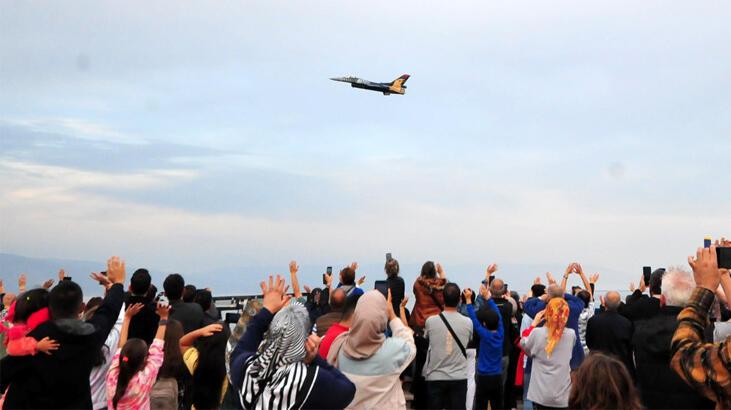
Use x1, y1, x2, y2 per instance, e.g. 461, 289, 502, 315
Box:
619, 290, 661, 322
585, 310, 634, 374
125, 293, 159, 345
230, 308, 355, 409
169, 300, 204, 334
0, 284, 124, 409
387, 275, 405, 314
491, 297, 516, 356
632, 305, 715, 409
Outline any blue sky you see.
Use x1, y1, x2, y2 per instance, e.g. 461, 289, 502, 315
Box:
1, 1, 730, 293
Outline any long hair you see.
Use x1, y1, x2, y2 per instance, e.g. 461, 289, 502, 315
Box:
569, 353, 642, 410
544, 298, 569, 358
113, 338, 149, 409
192, 324, 230, 409
159, 319, 185, 379
421, 261, 437, 279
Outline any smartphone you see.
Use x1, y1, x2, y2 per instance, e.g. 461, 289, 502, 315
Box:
718, 247, 731, 269
488, 275, 496, 285
100, 271, 107, 277
705, 236, 713, 249
386, 253, 392, 261
374, 280, 389, 298
327, 266, 332, 275
156, 292, 169, 307
63, 276, 72, 281
643, 266, 652, 287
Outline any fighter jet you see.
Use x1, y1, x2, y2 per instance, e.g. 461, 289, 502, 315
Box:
330, 74, 410, 95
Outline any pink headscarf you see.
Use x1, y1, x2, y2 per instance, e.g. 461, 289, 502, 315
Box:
327, 290, 388, 365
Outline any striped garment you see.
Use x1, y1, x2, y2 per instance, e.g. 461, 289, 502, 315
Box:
671, 287, 731, 409
239, 301, 318, 410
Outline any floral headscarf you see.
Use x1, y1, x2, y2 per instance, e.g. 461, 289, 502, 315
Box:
545, 298, 570, 358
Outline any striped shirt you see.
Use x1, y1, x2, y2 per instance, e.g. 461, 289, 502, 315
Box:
671, 287, 731, 408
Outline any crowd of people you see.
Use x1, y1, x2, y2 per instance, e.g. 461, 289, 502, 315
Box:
0, 241, 730, 410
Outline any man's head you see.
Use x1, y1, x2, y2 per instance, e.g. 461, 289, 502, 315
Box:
339, 267, 356, 286
477, 307, 500, 331
650, 268, 666, 297
163, 274, 185, 301
385, 259, 400, 278
194, 289, 212, 311
49, 280, 84, 319
443, 283, 461, 308
531, 284, 546, 298
661, 266, 695, 307
577, 290, 591, 309
130, 268, 151, 296
547, 284, 564, 299
490, 279, 506, 298
183, 284, 197, 303
340, 293, 362, 326
605, 291, 622, 311
330, 288, 347, 312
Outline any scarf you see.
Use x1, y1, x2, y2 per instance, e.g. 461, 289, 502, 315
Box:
239, 300, 317, 410
545, 298, 570, 358
327, 290, 387, 366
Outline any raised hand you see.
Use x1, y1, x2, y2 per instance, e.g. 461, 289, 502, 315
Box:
0, 279, 4, 294
546, 272, 557, 285
400, 295, 409, 310
90, 272, 112, 289
19, 273, 27, 292
325, 272, 333, 287
386, 289, 397, 320
303, 285, 312, 294
289, 260, 299, 275
357, 275, 366, 286
156, 303, 171, 320
349, 262, 359, 272
42, 279, 54, 289
574, 263, 584, 275
58, 269, 66, 282
689, 246, 722, 291
564, 263, 576, 277
106, 256, 126, 285
436, 263, 445, 278
304, 333, 322, 365
590, 273, 600, 284
629, 282, 636, 292
486, 263, 498, 278
533, 277, 542, 285
36, 337, 60, 355
479, 284, 491, 300
261, 275, 290, 314
200, 323, 223, 337
638, 272, 647, 293
125, 303, 144, 319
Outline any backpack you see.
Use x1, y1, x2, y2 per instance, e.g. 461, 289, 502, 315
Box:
151, 377, 179, 410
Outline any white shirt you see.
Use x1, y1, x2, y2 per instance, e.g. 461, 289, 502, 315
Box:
90, 307, 125, 410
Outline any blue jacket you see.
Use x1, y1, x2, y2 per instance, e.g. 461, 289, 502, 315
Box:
467, 300, 504, 376
524, 293, 584, 369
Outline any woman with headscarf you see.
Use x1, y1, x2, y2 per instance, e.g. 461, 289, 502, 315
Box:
229, 275, 355, 410
520, 298, 575, 410
327, 289, 416, 409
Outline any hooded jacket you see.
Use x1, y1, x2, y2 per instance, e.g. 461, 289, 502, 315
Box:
0, 284, 124, 409
410, 277, 447, 330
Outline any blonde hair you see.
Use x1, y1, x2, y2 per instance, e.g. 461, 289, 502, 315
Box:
545, 298, 570, 358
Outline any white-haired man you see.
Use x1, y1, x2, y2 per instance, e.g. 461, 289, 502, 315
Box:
631, 266, 714, 409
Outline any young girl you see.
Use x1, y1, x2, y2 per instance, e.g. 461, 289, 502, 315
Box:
0, 288, 58, 356
106, 302, 170, 410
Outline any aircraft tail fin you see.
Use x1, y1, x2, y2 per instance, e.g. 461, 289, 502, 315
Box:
390, 74, 410, 87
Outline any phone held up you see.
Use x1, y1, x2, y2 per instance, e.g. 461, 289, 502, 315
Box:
703, 236, 731, 269
322, 266, 333, 285
156, 292, 169, 307
642, 266, 652, 287
386, 253, 392, 261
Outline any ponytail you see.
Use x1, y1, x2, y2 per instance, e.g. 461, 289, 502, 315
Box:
112, 339, 148, 409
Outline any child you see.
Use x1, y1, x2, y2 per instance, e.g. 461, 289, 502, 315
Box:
464, 285, 504, 410
106, 302, 170, 410
0, 288, 59, 356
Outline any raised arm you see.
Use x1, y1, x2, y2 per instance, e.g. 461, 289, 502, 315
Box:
399, 295, 409, 328
289, 261, 302, 299
671, 246, 730, 403
89, 256, 126, 347
464, 288, 490, 339
180, 323, 223, 353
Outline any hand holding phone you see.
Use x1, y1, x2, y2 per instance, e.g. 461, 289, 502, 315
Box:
642, 266, 652, 287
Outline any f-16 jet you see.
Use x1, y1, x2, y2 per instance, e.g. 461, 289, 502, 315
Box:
330, 74, 410, 95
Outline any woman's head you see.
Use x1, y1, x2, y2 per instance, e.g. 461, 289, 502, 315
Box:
545, 298, 570, 358
569, 353, 642, 410
421, 261, 437, 279
576, 290, 591, 309
192, 324, 230, 410
308, 288, 323, 306
341, 290, 388, 359
14, 288, 49, 323
385, 259, 400, 278
159, 319, 185, 379
113, 338, 149, 408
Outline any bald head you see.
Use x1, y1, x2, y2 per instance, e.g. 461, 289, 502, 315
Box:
330, 288, 346, 311
490, 279, 506, 298
547, 284, 564, 299
605, 291, 621, 311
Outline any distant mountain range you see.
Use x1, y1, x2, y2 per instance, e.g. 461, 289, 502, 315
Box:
0, 252, 633, 300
